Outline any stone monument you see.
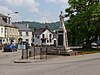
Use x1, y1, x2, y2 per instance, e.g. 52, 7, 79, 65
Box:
57, 11, 68, 50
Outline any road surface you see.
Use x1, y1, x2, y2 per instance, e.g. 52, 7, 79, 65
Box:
0, 50, 100, 75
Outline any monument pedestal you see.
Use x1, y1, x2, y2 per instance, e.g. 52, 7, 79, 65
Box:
57, 30, 63, 47
57, 28, 67, 50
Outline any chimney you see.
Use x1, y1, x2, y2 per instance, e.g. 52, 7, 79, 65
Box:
6, 16, 11, 24
44, 22, 48, 28
26, 23, 29, 28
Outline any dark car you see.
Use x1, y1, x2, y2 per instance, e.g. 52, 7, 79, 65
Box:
4, 44, 17, 52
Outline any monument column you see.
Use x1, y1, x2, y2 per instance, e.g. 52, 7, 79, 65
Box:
57, 11, 68, 50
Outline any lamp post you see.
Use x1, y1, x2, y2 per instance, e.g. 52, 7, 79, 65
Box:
7, 11, 18, 24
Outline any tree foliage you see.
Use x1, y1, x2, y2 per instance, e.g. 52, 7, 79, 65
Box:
65, 0, 100, 47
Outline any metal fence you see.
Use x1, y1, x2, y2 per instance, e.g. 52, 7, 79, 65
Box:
29, 45, 78, 60
29, 45, 65, 59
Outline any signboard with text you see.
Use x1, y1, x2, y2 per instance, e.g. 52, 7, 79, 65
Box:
18, 44, 26, 49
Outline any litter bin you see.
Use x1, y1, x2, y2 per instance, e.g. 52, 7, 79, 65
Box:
22, 48, 28, 59
22, 42, 29, 59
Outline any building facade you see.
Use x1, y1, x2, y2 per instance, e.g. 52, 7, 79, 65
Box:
0, 13, 18, 44
15, 24, 32, 46
33, 28, 54, 46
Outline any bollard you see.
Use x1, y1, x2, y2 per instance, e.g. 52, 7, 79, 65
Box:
40, 47, 42, 59
29, 50, 31, 57
22, 49, 28, 59
46, 47, 48, 59
34, 46, 35, 59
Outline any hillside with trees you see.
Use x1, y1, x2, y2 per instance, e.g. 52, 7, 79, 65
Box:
14, 21, 60, 31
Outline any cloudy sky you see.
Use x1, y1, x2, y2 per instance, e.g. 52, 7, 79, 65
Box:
0, 0, 69, 23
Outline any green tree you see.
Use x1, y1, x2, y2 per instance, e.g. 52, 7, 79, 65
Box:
65, 0, 100, 48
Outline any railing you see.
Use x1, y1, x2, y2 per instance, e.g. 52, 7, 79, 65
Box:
29, 45, 79, 59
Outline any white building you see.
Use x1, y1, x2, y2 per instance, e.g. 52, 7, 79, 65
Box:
15, 24, 32, 46
33, 28, 54, 46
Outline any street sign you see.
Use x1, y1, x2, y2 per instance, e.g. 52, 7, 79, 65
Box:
18, 44, 26, 49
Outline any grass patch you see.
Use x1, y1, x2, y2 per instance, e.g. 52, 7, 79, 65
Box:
74, 48, 100, 55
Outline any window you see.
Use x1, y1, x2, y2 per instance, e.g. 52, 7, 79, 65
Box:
49, 34, 52, 38
19, 32, 22, 36
5, 28, 7, 34
1, 28, 3, 33
42, 39, 46, 43
3, 40, 5, 42
55, 31, 57, 34
26, 32, 29, 36
32, 39, 34, 42
37, 35, 39, 38
2, 17, 7, 23
33, 34, 34, 37
35, 34, 37, 37
47, 40, 49, 43
58, 31, 63, 33
26, 39, 29, 42
50, 39, 52, 43
42, 34, 45, 38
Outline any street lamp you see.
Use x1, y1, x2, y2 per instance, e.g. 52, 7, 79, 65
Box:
7, 11, 18, 24
7, 12, 18, 16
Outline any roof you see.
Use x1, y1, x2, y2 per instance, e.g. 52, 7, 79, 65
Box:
0, 13, 18, 28
34, 28, 46, 35
0, 17, 7, 26
14, 24, 31, 31
0, 17, 18, 28
33, 28, 52, 35
0, 13, 7, 18
10, 24, 18, 28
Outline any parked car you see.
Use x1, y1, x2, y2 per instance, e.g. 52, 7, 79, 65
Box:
4, 44, 17, 52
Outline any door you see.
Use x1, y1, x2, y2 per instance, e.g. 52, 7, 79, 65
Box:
54, 40, 56, 47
